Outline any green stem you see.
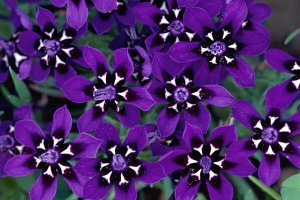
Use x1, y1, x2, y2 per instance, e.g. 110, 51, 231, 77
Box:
248, 176, 282, 200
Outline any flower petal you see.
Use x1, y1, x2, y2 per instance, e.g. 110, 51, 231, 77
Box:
127, 87, 155, 111
201, 85, 235, 107
77, 106, 106, 132
15, 120, 44, 148
224, 158, 256, 177
51, 105, 72, 139
258, 154, 281, 186
14, 104, 32, 121
124, 125, 147, 153
5, 155, 36, 177
71, 133, 102, 159
281, 141, 300, 168
62, 168, 86, 197
112, 48, 134, 80
157, 108, 180, 138
115, 104, 140, 128
133, 2, 162, 27
30, 62, 51, 83
208, 125, 237, 149
92, 12, 115, 35
92, 0, 117, 13
36, 7, 56, 30
17, 31, 40, 56
83, 45, 109, 75
266, 48, 295, 73
29, 174, 58, 200
95, 122, 121, 151
51, 0, 67, 7
168, 42, 201, 63
83, 176, 112, 199
207, 174, 233, 200
66, 0, 88, 30
74, 158, 100, 177
115, 182, 137, 200
175, 175, 200, 200
183, 123, 205, 150
54, 64, 77, 88
232, 100, 263, 130
136, 161, 165, 184
226, 136, 257, 161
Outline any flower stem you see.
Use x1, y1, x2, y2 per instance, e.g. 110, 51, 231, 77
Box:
248, 176, 282, 200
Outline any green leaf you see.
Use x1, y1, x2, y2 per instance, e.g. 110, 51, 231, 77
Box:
244, 189, 258, 200
284, 28, 300, 45
281, 173, 300, 200
10, 68, 32, 104
0, 85, 21, 107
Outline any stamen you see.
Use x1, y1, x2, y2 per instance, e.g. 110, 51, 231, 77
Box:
93, 86, 116, 101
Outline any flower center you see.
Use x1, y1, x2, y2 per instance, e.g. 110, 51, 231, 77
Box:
40, 149, 59, 164
93, 86, 116, 101
43, 39, 61, 56
209, 41, 226, 56
174, 87, 189, 102
0, 135, 15, 150
261, 127, 278, 144
112, 154, 127, 171
168, 20, 185, 36
199, 156, 212, 174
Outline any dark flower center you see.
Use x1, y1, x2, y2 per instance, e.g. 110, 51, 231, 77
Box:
93, 86, 116, 101
174, 87, 189, 102
168, 20, 185, 36
43, 39, 61, 56
112, 154, 127, 171
0, 135, 15, 149
199, 156, 212, 174
40, 149, 59, 164
261, 127, 278, 144
210, 41, 226, 56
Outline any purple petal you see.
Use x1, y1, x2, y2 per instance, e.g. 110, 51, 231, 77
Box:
208, 125, 237, 149
157, 108, 180, 138
281, 141, 300, 168
29, 175, 58, 200
145, 33, 166, 56
70, 133, 102, 159
258, 154, 281, 186
232, 100, 263, 130
207, 174, 233, 200
62, 75, 94, 103
4, 155, 36, 177
183, 123, 205, 150
152, 52, 186, 81
17, 31, 40, 56
66, 0, 88, 30
112, 48, 134, 80
54, 64, 77, 88
51, 105, 72, 139
62, 169, 86, 197
95, 122, 121, 151
266, 80, 299, 112
225, 58, 255, 88
14, 104, 32, 121
0, 66, 9, 83
92, 12, 115, 35
30, 62, 51, 83
183, 104, 211, 134
266, 48, 294, 73
36, 7, 56, 30
83, 46, 109, 75
237, 29, 270, 56
184, 7, 214, 37
175, 175, 200, 200
83, 176, 112, 199
224, 158, 256, 177
196, 0, 223, 17
15, 120, 44, 148
147, 79, 165, 104
136, 161, 165, 184
220, 0, 247, 34
18, 59, 32, 80
124, 125, 147, 153
158, 150, 188, 175
51, 0, 67, 7
77, 106, 106, 133
226, 136, 257, 161
92, 0, 117, 13
115, 5, 135, 26
286, 110, 300, 136
168, 42, 201, 63
133, 2, 162, 27
201, 85, 235, 106
250, 3, 271, 22
74, 158, 100, 177
115, 182, 137, 200
127, 87, 155, 111
0, 153, 11, 177
115, 104, 140, 128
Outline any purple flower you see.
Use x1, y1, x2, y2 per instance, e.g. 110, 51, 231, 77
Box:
168, 0, 270, 87
149, 55, 234, 137
75, 122, 166, 200
0, 104, 32, 177
17, 7, 86, 88
0, 5, 33, 83
4, 106, 102, 200
266, 49, 300, 109
231, 100, 300, 185
133, 0, 200, 54
159, 123, 255, 200
62, 46, 155, 132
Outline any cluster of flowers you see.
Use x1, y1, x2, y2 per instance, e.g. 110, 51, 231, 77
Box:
0, 0, 300, 200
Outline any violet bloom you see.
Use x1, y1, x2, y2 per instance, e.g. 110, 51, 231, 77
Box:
231, 100, 300, 185
149, 55, 234, 137
62, 46, 155, 132
4, 106, 102, 200
133, 0, 200, 53
168, 0, 270, 87
266, 49, 300, 109
17, 7, 86, 88
0, 104, 32, 177
0, 6, 33, 83
159, 124, 256, 200
75, 122, 166, 200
